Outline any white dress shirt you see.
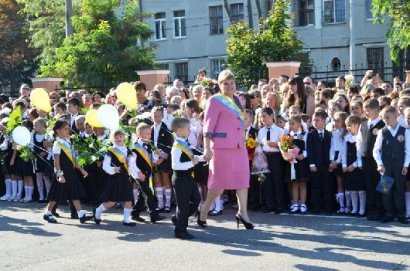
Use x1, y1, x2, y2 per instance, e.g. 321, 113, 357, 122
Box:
373, 124, 410, 167
188, 118, 202, 147
152, 123, 161, 148
70, 113, 78, 128
171, 136, 204, 171
0, 136, 9, 151
52, 137, 74, 156
102, 144, 130, 175
341, 133, 362, 168
257, 124, 284, 152
330, 129, 344, 162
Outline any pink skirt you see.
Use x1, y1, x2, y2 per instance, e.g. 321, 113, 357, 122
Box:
207, 147, 250, 190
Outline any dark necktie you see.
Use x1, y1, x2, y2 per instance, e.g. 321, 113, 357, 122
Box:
319, 132, 323, 140
267, 128, 271, 141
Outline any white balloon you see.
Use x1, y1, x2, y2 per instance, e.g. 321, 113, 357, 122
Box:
12, 126, 31, 146
97, 104, 120, 131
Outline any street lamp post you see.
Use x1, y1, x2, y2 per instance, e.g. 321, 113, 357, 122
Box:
65, 0, 73, 37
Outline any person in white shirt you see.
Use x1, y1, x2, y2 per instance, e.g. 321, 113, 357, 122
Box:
330, 112, 349, 214
373, 106, 410, 224
404, 108, 410, 219
342, 116, 365, 216
257, 107, 285, 213
94, 130, 136, 226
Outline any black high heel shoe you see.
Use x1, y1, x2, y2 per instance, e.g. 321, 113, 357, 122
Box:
197, 217, 208, 228
235, 214, 254, 230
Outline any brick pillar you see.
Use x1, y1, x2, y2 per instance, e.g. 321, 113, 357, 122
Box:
136, 70, 170, 92
31, 78, 64, 92
266, 62, 301, 80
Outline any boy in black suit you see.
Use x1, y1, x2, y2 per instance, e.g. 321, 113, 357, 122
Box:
357, 98, 385, 220
130, 123, 164, 223
67, 98, 81, 134
307, 110, 332, 214
151, 106, 174, 212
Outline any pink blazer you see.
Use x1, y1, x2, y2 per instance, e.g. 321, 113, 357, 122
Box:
203, 96, 245, 149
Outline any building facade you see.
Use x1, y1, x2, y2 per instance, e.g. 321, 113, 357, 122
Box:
139, 0, 394, 83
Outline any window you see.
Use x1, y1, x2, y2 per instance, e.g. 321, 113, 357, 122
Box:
323, 0, 345, 24
209, 6, 223, 35
366, 0, 373, 20
175, 62, 188, 82
154, 12, 166, 40
367, 48, 384, 75
173, 10, 186, 38
210, 59, 226, 78
297, 0, 314, 26
230, 3, 244, 23
331, 57, 341, 71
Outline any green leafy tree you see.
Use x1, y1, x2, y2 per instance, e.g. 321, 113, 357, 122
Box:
0, 0, 38, 93
372, 0, 410, 61
18, 0, 155, 90
226, 0, 311, 86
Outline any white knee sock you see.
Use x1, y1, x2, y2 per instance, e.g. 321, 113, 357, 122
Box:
123, 208, 132, 223
77, 210, 86, 218
132, 189, 139, 205
24, 186, 29, 200
27, 186, 34, 201
405, 192, 410, 217
336, 192, 345, 209
36, 174, 45, 200
44, 176, 51, 195
350, 191, 359, 213
11, 180, 17, 199
4, 179, 12, 197
17, 180, 23, 198
358, 191, 366, 215
164, 188, 172, 208
215, 196, 224, 212
155, 187, 164, 209
95, 203, 107, 219
345, 191, 351, 210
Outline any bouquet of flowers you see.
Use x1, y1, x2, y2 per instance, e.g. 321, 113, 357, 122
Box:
345, 74, 354, 88
72, 134, 111, 166
251, 145, 270, 175
245, 136, 257, 160
278, 135, 300, 163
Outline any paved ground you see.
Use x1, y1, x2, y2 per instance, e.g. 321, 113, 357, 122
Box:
0, 201, 409, 271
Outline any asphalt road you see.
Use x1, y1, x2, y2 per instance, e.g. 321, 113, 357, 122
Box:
0, 201, 409, 271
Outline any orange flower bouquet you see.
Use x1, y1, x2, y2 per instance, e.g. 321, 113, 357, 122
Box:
246, 136, 257, 160
278, 135, 300, 163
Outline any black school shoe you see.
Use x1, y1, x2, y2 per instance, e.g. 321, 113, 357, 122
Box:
79, 214, 93, 224
175, 231, 194, 240
93, 209, 101, 225
43, 214, 57, 224
123, 221, 137, 226
380, 216, 394, 223
150, 212, 165, 224
171, 215, 177, 226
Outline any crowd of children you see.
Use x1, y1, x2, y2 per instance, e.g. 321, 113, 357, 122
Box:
0, 71, 409, 240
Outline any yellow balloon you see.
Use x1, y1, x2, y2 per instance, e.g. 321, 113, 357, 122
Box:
30, 88, 51, 112
116, 82, 137, 110
85, 109, 104, 128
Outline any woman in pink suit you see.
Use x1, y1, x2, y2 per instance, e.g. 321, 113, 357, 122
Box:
198, 70, 254, 230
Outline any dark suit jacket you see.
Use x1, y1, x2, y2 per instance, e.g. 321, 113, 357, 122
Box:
151, 122, 173, 155
307, 129, 331, 167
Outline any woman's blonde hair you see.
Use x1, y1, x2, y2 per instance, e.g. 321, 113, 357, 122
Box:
218, 69, 235, 83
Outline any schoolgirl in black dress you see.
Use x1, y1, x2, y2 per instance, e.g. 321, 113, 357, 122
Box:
0, 126, 13, 202
286, 115, 309, 214
151, 106, 173, 213
93, 130, 136, 226
32, 117, 52, 203
43, 120, 90, 224
342, 115, 366, 216
10, 120, 34, 203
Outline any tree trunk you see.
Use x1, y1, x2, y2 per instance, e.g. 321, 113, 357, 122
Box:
223, 0, 232, 22
256, 0, 263, 18
247, 0, 253, 28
